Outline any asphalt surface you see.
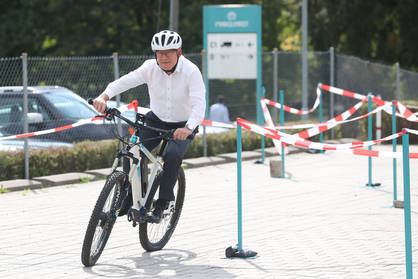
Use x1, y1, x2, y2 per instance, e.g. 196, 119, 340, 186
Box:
0, 144, 417, 278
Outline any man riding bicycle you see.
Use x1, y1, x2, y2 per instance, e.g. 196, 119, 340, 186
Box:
92, 30, 206, 223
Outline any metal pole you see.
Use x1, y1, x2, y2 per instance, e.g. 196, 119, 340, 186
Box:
301, 0, 308, 121
273, 48, 278, 124
112, 53, 122, 136
402, 132, 413, 279
376, 94, 382, 140
365, 94, 380, 187
280, 90, 285, 178
392, 102, 397, 202
261, 86, 265, 164
22, 53, 29, 180
396, 62, 401, 101
330, 46, 335, 139
237, 124, 243, 251
319, 84, 324, 153
169, 0, 179, 31
367, 94, 372, 186
201, 49, 208, 157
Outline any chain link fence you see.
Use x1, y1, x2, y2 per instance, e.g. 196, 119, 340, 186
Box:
1, 50, 417, 145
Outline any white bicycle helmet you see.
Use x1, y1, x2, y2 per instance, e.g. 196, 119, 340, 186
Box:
151, 30, 182, 51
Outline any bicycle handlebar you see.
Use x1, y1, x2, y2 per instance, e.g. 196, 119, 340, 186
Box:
87, 98, 197, 140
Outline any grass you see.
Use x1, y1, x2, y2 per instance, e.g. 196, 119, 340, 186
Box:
79, 176, 93, 183
22, 188, 30, 196
0, 185, 10, 194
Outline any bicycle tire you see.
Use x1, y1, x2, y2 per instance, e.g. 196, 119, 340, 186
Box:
81, 171, 126, 266
139, 167, 186, 251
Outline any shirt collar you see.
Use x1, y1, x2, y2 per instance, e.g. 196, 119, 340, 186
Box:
172, 55, 184, 74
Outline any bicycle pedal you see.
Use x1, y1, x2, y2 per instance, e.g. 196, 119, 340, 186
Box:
127, 209, 133, 222
165, 201, 175, 213
132, 208, 148, 224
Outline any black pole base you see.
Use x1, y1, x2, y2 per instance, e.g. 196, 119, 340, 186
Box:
225, 246, 257, 258
364, 182, 381, 187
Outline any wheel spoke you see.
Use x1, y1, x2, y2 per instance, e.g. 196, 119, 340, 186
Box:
82, 171, 125, 266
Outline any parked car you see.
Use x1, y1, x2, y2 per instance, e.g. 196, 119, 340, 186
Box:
0, 86, 130, 143
0, 139, 73, 152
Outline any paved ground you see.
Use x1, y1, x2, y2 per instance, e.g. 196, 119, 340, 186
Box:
0, 144, 417, 278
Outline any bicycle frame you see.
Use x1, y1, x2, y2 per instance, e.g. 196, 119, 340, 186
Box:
127, 135, 162, 212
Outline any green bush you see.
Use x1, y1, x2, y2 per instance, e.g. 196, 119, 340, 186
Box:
0, 131, 273, 181
0, 140, 118, 181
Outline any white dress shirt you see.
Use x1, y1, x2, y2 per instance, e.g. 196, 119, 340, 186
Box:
103, 55, 206, 129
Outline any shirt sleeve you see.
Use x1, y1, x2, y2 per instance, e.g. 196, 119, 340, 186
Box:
186, 69, 206, 130
103, 60, 151, 99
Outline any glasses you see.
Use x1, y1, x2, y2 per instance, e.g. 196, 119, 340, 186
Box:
156, 50, 178, 57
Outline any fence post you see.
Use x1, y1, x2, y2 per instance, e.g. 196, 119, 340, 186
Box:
255, 87, 266, 164
22, 53, 29, 180
330, 47, 335, 139
402, 132, 413, 279
202, 49, 208, 157
396, 62, 401, 101
262, 85, 265, 162
273, 48, 278, 124
280, 90, 285, 177
376, 94, 382, 140
392, 102, 398, 205
366, 94, 380, 187
301, 0, 308, 121
319, 83, 324, 153
112, 53, 122, 136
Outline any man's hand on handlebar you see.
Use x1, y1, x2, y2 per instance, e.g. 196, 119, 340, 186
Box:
173, 127, 192, 141
92, 93, 109, 114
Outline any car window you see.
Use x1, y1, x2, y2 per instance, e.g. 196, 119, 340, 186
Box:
0, 97, 50, 128
42, 91, 96, 119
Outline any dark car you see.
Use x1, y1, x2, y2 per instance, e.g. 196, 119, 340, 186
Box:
0, 86, 130, 143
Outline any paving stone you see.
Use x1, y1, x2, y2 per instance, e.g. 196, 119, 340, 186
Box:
0, 144, 417, 278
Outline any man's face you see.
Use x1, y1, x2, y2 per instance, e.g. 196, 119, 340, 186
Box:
156, 49, 181, 71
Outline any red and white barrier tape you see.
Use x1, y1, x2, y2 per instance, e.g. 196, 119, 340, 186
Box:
261, 86, 322, 115
405, 128, 418, 136
296, 101, 392, 139
262, 95, 371, 154
0, 100, 139, 141
237, 118, 418, 159
320, 84, 418, 122
201, 119, 236, 129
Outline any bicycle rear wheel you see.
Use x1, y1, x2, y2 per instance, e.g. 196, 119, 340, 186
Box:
139, 167, 186, 251
81, 171, 126, 266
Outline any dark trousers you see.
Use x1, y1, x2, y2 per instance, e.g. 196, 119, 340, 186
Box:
136, 111, 192, 201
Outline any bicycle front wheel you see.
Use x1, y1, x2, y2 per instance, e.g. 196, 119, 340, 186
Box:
139, 167, 186, 251
81, 171, 126, 267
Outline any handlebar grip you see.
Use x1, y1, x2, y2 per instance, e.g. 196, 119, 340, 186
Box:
87, 98, 113, 115
186, 127, 199, 140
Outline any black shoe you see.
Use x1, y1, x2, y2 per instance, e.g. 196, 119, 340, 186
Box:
118, 192, 132, 217
148, 199, 169, 224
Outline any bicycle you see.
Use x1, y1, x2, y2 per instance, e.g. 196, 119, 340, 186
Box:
81, 100, 196, 267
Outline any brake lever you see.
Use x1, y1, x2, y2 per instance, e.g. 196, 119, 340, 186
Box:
87, 98, 119, 120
